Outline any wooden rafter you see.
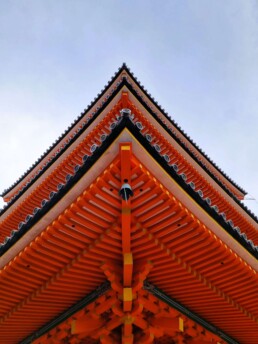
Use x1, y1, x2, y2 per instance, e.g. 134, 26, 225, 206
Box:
0, 129, 258, 343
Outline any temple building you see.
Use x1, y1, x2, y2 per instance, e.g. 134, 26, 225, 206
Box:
1, 64, 258, 344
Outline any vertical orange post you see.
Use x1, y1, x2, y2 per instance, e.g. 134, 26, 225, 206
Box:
120, 142, 133, 317
120, 142, 132, 255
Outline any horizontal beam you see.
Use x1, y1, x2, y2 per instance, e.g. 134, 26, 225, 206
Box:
144, 280, 239, 344
20, 281, 110, 344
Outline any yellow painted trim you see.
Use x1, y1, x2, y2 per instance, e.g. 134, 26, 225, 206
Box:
123, 288, 133, 301
179, 317, 184, 332
124, 253, 133, 265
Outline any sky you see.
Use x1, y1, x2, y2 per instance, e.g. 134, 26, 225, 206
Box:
0, 0, 258, 216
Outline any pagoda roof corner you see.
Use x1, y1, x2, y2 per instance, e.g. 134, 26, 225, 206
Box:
1, 116, 257, 263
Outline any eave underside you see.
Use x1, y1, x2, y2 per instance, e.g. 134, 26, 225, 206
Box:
1, 144, 258, 344
1, 97, 258, 256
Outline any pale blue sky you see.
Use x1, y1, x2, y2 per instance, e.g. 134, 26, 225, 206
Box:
0, 0, 258, 214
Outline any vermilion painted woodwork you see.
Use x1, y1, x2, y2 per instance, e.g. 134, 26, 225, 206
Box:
0, 66, 258, 344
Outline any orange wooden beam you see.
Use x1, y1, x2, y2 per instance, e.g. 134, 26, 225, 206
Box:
123, 287, 133, 312
149, 316, 183, 332
122, 315, 134, 344
121, 91, 130, 108
120, 142, 134, 316
71, 315, 104, 334
120, 142, 132, 254
123, 252, 133, 287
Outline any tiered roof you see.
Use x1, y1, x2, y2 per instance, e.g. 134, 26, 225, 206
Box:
0, 64, 247, 202
0, 65, 258, 344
